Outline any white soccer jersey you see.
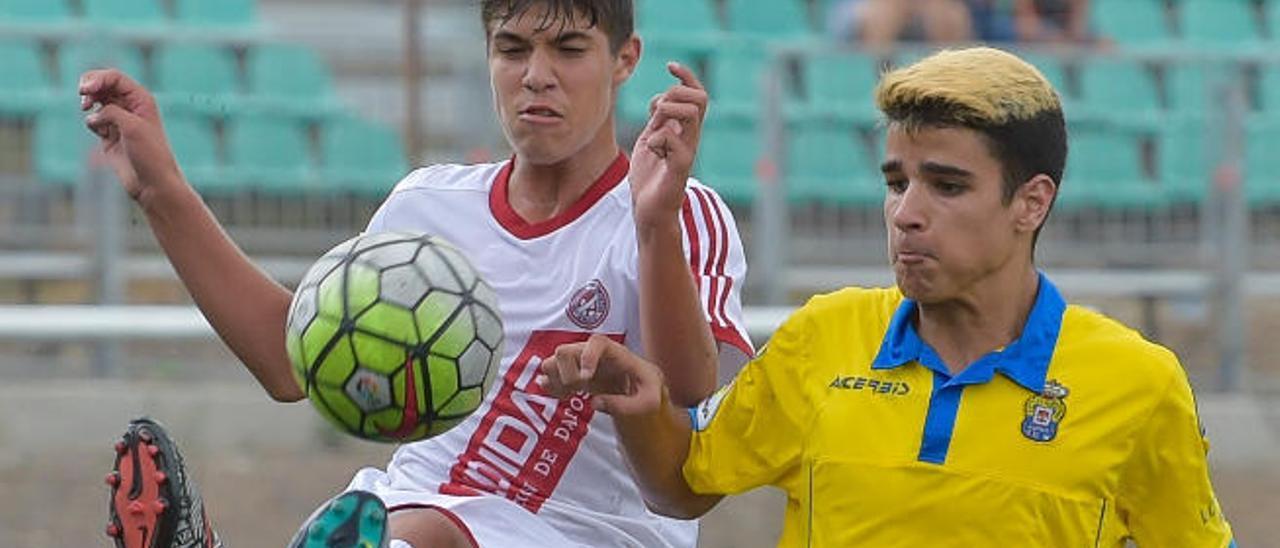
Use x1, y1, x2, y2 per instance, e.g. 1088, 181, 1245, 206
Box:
351, 153, 752, 547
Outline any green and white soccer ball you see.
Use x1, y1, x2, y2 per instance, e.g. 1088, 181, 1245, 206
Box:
285, 232, 503, 443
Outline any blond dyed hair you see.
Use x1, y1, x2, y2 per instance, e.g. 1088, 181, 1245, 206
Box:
875, 47, 1062, 128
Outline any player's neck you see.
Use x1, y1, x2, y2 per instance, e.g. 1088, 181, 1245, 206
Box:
915, 263, 1040, 375
508, 130, 621, 224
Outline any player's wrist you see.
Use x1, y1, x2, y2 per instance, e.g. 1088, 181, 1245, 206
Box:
634, 213, 683, 244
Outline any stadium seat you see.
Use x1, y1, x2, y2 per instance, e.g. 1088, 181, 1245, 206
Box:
58, 41, 146, 91
34, 109, 96, 186
321, 116, 409, 196
798, 51, 880, 124
1179, 0, 1261, 52
82, 0, 166, 29
173, 0, 257, 28
1167, 64, 1242, 115
636, 0, 719, 47
708, 43, 777, 120
695, 117, 761, 205
786, 121, 881, 205
0, 0, 74, 26
1246, 119, 1280, 204
0, 41, 53, 115
723, 0, 814, 40
1075, 58, 1159, 128
164, 114, 225, 192
619, 43, 700, 124
1090, 0, 1172, 48
245, 44, 340, 118
1063, 127, 1157, 208
227, 114, 314, 191
1257, 63, 1280, 114
154, 43, 240, 117
1158, 117, 1212, 203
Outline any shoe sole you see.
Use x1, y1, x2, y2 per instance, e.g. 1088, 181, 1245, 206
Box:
105, 419, 179, 548
290, 491, 388, 548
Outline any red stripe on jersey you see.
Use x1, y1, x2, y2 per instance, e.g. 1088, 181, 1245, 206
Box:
690, 188, 727, 329
703, 187, 733, 330
441, 330, 623, 514
489, 153, 629, 240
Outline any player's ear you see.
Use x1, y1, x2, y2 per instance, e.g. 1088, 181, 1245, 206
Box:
614, 34, 641, 87
1014, 174, 1056, 234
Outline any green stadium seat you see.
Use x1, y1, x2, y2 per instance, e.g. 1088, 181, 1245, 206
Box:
786, 121, 881, 205
798, 51, 880, 124
154, 43, 240, 116
321, 116, 409, 196
1090, 0, 1172, 48
724, 0, 814, 40
0, 0, 74, 26
1075, 58, 1159, 128
1011, 50, 1070, 98
1179, 0, 1261, 52
82, 0, 166, 29
1063, 127, 1159, 208
245, 44, 340, 118
1246, 119, 1280, 204
174, 0, 257, 28
58, 41, 146, 91
1258, 63, 1280, 114
695, 117, 760, 205
227, 115, 314, 191
34, 109, 95, 186
1167, 64, 1241, 115
1158, 117, 1212, 202
636, 0, 719, 47
708, 44, 775, 120
0, 41, 53, 115
165, 114, 225, 192
1270, 0, 1280, 45
619, 43, 700, 124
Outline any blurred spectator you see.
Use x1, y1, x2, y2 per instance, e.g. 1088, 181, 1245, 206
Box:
967, 0, 1097, 44
828, 0, 974, 47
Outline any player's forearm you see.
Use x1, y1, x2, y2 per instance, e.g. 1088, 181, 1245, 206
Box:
613, 387, 723, 519
138, 179, 303, 402
637, 219, 717, 406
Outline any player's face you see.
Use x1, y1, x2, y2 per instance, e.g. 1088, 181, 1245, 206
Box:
487, 6, 638, 165
880, 125, 1033, 303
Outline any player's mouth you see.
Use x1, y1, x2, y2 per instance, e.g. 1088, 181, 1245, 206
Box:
893, 246, 933, 265
518, 104, 564, 124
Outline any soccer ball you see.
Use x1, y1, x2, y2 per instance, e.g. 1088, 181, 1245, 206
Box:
285, 232, 503, 443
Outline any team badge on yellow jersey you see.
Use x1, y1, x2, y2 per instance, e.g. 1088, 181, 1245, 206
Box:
1022, 380, 1069, 442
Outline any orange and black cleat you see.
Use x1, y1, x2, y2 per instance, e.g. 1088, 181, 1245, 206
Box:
106, 417, 222, 548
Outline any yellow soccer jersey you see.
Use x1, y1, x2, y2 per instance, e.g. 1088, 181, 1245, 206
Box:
684, 273, 1234, 547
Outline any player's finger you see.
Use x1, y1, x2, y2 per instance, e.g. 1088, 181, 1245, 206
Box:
536, 358, 572, 397
85, 104, 136, 140
666, 61, 705, 92
578, 334, 617, 385
591, 357, 662, 416
649, 102, 700, 136
79, 69, 152, 113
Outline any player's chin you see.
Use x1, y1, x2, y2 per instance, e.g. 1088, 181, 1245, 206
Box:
892, 266, 937, 302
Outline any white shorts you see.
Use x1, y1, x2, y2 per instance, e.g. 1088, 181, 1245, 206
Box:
346, 467, 587, 548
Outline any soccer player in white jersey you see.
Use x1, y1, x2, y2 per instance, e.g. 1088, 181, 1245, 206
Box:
80, 0, 751, 547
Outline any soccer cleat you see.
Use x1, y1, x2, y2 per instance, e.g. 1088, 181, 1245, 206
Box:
106, 417, 222, 548
287, 490, 389, 548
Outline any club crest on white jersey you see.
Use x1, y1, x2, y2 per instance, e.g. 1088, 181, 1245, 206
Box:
566, 279, 610, 329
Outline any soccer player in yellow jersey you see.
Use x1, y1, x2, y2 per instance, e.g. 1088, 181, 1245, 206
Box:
536, 47, 1237, 546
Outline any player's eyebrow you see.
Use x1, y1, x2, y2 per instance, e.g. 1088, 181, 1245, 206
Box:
920, 161, 973, 179
880, 159, 902, 174
492, 30, 530, 45
552, 30, 592, 44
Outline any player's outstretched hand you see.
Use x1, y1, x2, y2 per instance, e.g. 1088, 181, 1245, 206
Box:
537, 335, 666, 416
629, 62, 708, 229
80, 69, 183, 202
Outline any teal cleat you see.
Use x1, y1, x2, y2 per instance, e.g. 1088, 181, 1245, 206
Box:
288, 490, 389, 548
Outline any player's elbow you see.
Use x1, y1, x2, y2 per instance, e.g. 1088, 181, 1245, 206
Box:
645, 493, 720, 520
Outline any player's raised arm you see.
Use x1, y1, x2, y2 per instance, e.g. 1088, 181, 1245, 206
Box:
538, 335, 723, 519
80, 69, 302, 401
629, 61, 719, 406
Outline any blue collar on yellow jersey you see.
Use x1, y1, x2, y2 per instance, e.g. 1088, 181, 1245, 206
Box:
871, 271, 1066, 393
